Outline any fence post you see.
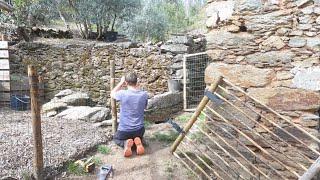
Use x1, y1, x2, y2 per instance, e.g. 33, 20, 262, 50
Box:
28, 65, 44, 180
170, 76, 223, 153
110, 60, 118, 134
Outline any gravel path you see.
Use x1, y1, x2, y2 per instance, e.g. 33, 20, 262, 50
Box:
0, 109, 111, 179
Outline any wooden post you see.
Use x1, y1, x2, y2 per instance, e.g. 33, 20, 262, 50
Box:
170, 76, 223, 153
110, 60, 117, 134
28, 65, 44, 180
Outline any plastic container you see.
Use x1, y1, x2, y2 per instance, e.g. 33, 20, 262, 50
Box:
10, 95, 30, 111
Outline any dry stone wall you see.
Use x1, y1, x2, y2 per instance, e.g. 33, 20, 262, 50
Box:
205, 0, 320, 178
9, 35, 205, 121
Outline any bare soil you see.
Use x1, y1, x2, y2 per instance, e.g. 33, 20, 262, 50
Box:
62, 121, 196, 180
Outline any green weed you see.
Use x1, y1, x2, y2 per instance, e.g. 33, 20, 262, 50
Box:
92, 156, 103, 165
67, 161, 86, 175
97, 145, 111, 155
151, 131, 179, 143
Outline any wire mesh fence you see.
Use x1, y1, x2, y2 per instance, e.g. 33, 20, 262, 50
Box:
183, 52, 210, 111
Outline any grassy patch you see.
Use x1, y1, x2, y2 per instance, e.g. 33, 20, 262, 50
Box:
176, 113, 192, 122
92, 156, 103, 165
97, 145, 111, 155
151, 131, 179, 143
67, 161, 87, 176
144, 120, 153, 128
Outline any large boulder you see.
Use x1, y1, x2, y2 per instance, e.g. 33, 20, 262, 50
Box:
56, 106, 110, 122
205, 63, 274, 88
145, 92, 183, 122
247, 87, 320, 111
60, 92, 90, 106
42, 101, 67, 113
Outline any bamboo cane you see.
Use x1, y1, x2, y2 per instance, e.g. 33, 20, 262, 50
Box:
170, 76, 223, 153
195, 120, 271, 179
223, 78, 320, 145
182, 136, 236, 180
194, 124, 259, 179
206, 105, 300, 178
214, 90, 311, 168
299, 156, 320, 180
173, 152, 200, 179
217, 85, 320, 157
180, 141, 223, 180
177, 148, 213, 179
110, 60, 117, 134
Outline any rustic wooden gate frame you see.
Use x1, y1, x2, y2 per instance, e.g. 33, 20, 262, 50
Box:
170, 76, 320, 180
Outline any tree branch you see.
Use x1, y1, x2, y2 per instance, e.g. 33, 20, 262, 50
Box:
0, 0, 14, 12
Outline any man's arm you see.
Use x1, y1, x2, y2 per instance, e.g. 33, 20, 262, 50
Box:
111, 76, 126, 99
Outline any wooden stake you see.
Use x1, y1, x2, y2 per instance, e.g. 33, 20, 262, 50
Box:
173, 152, 200, 179
170, 76, 223, 153
28, 65, 44, 180
110, 60, 117, 134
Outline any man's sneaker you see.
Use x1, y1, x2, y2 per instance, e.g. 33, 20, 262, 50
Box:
134, 137, 145, 155
124, 139, 134, 157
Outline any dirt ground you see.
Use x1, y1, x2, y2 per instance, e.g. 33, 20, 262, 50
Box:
61, 114, 196, 180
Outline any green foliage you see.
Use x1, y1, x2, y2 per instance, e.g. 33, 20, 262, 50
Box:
144, 120, 153, 129
97, 145, 111, 155
92, 156, 103, 165
67, 161, 87, 175
151, 130, 179, 143
120, 0, 205, 42
176, 113, 192, 122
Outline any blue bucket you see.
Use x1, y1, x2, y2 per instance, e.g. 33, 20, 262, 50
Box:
10, 95, 30, 111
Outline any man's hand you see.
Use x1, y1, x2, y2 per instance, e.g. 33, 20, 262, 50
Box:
111, 76, 126, 99
120, 76, 126, 85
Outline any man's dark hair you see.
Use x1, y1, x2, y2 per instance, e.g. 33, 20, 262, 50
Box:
125, 72, 138, 86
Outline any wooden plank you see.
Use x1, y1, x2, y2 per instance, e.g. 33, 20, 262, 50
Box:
0, 50, 9, 58
0, 41, 8, 49
0, 92, 10, 101
0, 70, 10, 81
0, 82, 10, 91
0, 59, 9, 69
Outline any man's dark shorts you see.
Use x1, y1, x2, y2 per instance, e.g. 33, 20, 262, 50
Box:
113, 127, 145, 148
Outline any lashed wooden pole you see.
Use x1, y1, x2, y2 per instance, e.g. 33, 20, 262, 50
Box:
299, 156, 320, 180
110, 60, 117, 134
28, 65, 44, 180
170, 76, 223, 153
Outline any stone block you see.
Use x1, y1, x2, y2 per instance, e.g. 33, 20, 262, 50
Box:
245, 51, 294, 67
160, 44, 190, 54
206, 0, 235, 21
206, 30, 255, 48
292, 67, 320, 91
261, 36, 285, 49
288, 38, 306, 48
247, 87, 320, 111
205, 63, 274, 88
235, 0, 263, 12
145, 92, 183, 122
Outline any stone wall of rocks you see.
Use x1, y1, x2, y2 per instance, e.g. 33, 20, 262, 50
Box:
9, 35, 205, 118
204, 0, 320, 178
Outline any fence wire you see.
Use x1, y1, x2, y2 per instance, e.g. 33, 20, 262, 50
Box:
183, 52, 210, 111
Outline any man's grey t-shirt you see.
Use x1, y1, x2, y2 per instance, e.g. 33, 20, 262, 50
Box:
114, 89, 148, 131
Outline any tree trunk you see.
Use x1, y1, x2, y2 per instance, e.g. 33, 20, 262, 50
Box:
58, 10, 70, 31
111, 14, 117, 32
